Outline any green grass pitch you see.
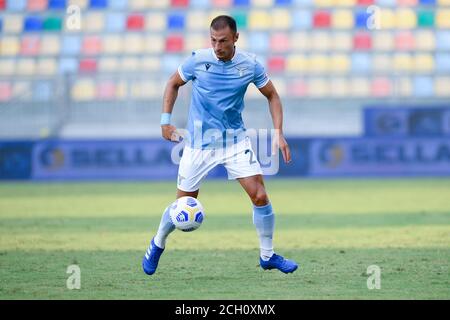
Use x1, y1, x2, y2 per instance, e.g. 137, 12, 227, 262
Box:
0, 178, 449, 299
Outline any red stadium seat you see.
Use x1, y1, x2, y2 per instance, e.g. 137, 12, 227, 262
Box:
313, 11, 331, 28
268, 56, 286, 73
356, 0, 374, 4
0, 0, 5, 10
165, 35, 184, 52
371, 78, 391, 97
79, 59, 97, 73
127, 14, 145, 30
96, 81, 117, 100
82, 36, 102, 56
28, 0, 47, 11
171, 0, 189, 7
270, 33, 290, 52
0, 82, 12, 101
21, 36, 40, 56
212, 0, 232, 6
395, 32, 415, 51
287, 80, 308, 97
353, 32, 372, 50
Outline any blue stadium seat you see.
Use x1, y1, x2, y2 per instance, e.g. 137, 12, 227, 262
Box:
61, 36, 81, 55
90, 0, 108, 9
48, 0, 67, 9
234, 0, 250, 6
355, 11, 369, 28
190, 0, 210, 7
59, 58, 78, 74
413, 77, 434, 97
275, 0, 293, 5
106, 13, 125, 32
435, 53, 450, 72
24, 17, 43, 32
436, 31, 450, 50
419, 0, 436, 4
351, 53, 371, 73
0, 18, 2, 33
33, 81, 52, 101
7, 0, 26, 11
168, 13, 185, 30
109, 0, 127, 9
292, 10, 312, 29
249, 32, 269, 53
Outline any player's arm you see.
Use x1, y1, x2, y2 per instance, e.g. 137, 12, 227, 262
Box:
258, 80, 292, 163
161, 71, 187, 142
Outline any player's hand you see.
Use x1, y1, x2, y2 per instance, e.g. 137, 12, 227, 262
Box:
272, 132, 292, 164
161, 124, 182, 142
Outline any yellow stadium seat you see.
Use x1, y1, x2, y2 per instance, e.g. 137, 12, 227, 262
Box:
415, 31, 435, 51
13, 82, 31, 100
286, 55, 308, 73
36, 58, 57, 75
272, 9, 291, 30
329, 55, 350, 73
250, 0, 273, 7
208, 11, 229, 24
16, 59, 36, 75
396, 9, 417, 29
0, 60, 15, 75
0, 37, 20, 56
330, 78, 349, 97
131, 81, 162, 99
123, 35, 144, 54
147, 0, 169, 8
98, 58, 120, 72
350, 77, 370, 97
414, 54, 434, 73
373, 32, 394, 51
102, 35, 123, 55
248, 10, 271, 30
332, 10, 354, 29
310, 32, 331, 51
121, 57, 140, 72
129, 0, 150, 10
435, 77, 450, 97
237, 31, 248, 51
436, 10, 450, 28
290, 32, 310, 52
314, 0, 335, 7
335, 0, 355, 6
141, 57, 161, 72
309, 55, 329, 74
68, 0, 88, 9
308, 78, 329, 97
115, 80, 129, 100
187, 11, 209, 30
393, 54, 413, 72
40, 36, 60, 55
84, 12, 105, 32
332, 33, 352, 51
185, 34, 209, 53
146, 13, 167, 31
3, 14, 23, 33
437, 0, 450, 6
394, 77, 413, 97
144, 35, 165, 53
380, 9, 396, 29
72, 79, 96, 101
373, 55, 392, 72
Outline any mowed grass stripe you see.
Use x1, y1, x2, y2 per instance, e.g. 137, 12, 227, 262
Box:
0, 212, 449, 232
1, 226, 449, 251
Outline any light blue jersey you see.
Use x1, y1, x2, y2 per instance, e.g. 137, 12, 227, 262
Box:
178, 48, 270, 149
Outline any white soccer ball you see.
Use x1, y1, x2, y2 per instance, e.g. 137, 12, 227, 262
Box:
169, 196, 205, 232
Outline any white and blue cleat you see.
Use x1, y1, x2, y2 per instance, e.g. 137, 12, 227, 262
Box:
142, 238, 164, 275
260, 253, 298, 274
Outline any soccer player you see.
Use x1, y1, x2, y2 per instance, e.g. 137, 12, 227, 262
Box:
142, 15, 298, 275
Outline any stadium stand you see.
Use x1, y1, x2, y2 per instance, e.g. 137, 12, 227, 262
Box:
0, 0, 449, 138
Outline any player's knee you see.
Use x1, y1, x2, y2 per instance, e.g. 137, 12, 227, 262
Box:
251, 191, 269, 207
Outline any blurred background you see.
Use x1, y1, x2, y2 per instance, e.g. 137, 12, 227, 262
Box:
0, 0, 449, 180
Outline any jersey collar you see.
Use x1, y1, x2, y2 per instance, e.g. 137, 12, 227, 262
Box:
210, 47, 237, 63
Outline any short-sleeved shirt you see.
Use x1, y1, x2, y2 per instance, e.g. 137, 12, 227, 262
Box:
178, 47, 270, 149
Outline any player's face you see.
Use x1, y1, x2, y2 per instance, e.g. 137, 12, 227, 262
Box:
210, 27, 238, 61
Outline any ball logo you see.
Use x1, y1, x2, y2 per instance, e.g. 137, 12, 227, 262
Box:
195, 212, 204, 223
319, 143, 344, 168
175, 211, 189, 223
40, 147, 65, 170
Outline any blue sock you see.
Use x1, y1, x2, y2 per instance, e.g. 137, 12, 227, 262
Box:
153, 206, 175, 249
253, 202, 275, 261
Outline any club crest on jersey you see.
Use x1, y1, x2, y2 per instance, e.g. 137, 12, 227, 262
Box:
205, 63, 211, 71
235, 66, 247, 77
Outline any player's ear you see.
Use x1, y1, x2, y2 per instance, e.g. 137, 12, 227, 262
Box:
234, 32, 239, 43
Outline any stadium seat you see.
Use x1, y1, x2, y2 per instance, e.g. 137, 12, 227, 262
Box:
415, 31, 435, 50
185, 34, 209, 52
12, 82, 32, 100
309, 55, 329, 74
186, 11, 208, 30
350, 77, 370, 97
249, 10, 271, 29
249, 32, 269, 53
102, 35, 123, 55
21, 36, 41, 56
290, 32, 310, 51
98, 57, 120, 72
105, 13, 126, 32
437, 0, 450, 4
420, 0, 436, 4
109, 0, 127, 9
291, 10, 312, 29
308, 78, 329, 97
28, 0, 48, 11
436, 10, 450, 28
68, 0, 88, 9
127, 14, 145, 31
172, 0, 190, 7
371, 77, 391, 97
0, 18, 2, 32
0, 60, 15, 75
84, 12, 105, 32
4, 14, 23, 33
276, 0, 293, 4
373, 32, 394, 51
124, 34, 144, 54
413, 76, 434, 97
233, 12, 248, 29
351, 53, 371, 73
58, 58, 78, 74
436, 31, 450, 50
435, 77, 450, 97
190, 0, 210, 7
270, 77, 286, 96
121, 57, 140, 72
395, 31, 415, 51
287, 79, 308, 97
168, 13, 185, 30
7, 0, 26, 11
332, 33, 352, 51
162, 55, 183, 73
61, 35, 81, 55
49, 0, 66, 9
40, 36, 60, 55
270, 33, 290, 52
380, 9, 396, 29
90, 0, 107, 9
96, 81, 117, 100
43, 17, 63, 32
82, 36, 102, 56
272, 9, 291, 30
143, 35, 165, 53
311, 32, 331, 51
396, 9, 417, 29
376, 0, 396, 6
147, 0, 170, 8
396, 77, 413, 97
146, 13, 167, 31
330, 55, 350, 73
250, 0, 273, 6
313, 11, 331, 28
72, 79, 96, 101
0, 37, 20, 56
332, 10, 354, 29
267, 56, 286, 73
79, 59, 97, 73
165, 35, 184, 53
286, 55, 308, 73
393, 54, 413, 72
234, 0, 250, 5
373, 54, 392, 72
212, 0, 233, 6
314, 0, 333, 6
336, 0, 356, 5
414, 54, 434, 73
16, 59, 36, 75
33, 81, 53, 101
0, 0, 5, 10
24, 16, 43, 32
397, 0, 417, 5
330, 78, 350, 97
141, 57, 162, 72
417, 11, 435, 28
353, 32, 372, 50
0, 82, 12, 102
354, 11, 370, 29
435, 53, 450, 72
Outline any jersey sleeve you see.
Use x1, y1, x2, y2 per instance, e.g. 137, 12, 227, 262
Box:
253, 59, 270, 89
178, 52, 196, 82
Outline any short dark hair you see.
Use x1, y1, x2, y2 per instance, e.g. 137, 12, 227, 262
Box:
210, 15, 237, 34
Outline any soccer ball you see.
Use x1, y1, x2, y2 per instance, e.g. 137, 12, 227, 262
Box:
169, 196, 205, 232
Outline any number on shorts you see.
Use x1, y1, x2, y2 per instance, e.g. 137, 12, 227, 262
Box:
245, 149, 256, 165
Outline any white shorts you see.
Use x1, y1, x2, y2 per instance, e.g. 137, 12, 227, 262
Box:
177, 136, 263, 192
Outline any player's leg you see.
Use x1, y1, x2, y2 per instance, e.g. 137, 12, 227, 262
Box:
238, 174, 298, 274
